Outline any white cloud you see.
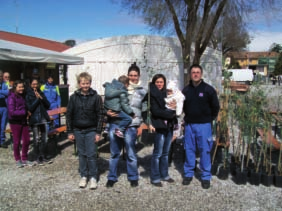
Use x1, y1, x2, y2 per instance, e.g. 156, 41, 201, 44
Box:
248, 31, 282, 52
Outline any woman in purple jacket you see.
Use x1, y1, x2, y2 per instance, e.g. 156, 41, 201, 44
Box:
7, 80, 33, 168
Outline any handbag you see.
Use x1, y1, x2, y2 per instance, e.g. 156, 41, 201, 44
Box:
140, 82, 156, 146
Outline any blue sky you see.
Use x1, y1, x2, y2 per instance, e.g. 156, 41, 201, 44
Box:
1, 0, 282, 51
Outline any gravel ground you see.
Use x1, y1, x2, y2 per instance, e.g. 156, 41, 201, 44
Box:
0, 133, 282, 211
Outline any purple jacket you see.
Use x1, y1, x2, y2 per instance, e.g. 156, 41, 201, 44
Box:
7, 91, 28, 125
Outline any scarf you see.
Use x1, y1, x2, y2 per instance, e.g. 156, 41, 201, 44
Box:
127, 80, 142, 94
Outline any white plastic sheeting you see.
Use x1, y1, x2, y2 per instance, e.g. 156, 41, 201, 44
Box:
64, 35, 222, 95
0, 39, 84, 65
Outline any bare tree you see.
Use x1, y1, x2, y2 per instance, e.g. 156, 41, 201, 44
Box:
115, 0, 278, 84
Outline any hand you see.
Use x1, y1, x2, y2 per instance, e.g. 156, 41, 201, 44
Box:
149, 125, 155, 133
107, 110, 118, 117
27, 111, 31, 117
168, 99, 177, 110
68, 134, 75, 142
95, 134, 101, 143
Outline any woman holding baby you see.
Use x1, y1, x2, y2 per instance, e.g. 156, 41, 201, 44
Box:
143, 74, 178, 187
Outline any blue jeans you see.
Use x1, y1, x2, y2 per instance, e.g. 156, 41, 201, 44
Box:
115, 111, 132, 133
184, 123, 214, 180
0, 107, 7, 143
107, 123, 138, 181
151, 129, 173, 183
48, 103, 60, 130
74, 129, 98, 179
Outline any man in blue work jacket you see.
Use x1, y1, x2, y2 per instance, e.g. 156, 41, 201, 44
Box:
0, 71, 9, 148
182, 64, 220, 189
41, 75, 61, 129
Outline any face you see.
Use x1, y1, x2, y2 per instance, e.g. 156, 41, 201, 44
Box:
79, 78, 91, 93
3, 73, 10, 81
155, 78, 165, 90
128, 70, 140, 84
30, 80, 39, 90
190, 67, 202, 83
167, 89, 173, 95
47, 77, 54, 84
15, 83, 24, 94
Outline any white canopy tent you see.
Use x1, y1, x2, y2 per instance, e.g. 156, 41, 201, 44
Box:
0, 39, 83, 65
65, 35, 222, 95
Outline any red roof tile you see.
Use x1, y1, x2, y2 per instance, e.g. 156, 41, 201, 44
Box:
0, 30, 70, 52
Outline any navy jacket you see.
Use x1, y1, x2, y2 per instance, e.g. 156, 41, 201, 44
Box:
182, 80, 220, 124
25, 87, 50, 125
143, 83, 175, 130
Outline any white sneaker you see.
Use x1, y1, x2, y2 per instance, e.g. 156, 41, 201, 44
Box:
79, 177, 87, 188
89, 178, 97, 190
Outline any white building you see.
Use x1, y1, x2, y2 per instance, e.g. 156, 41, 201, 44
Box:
64, 35, 222, 95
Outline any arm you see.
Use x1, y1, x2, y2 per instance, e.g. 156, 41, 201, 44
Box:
0, 83, 9, 97
210, 90, 220, 121
95, 95, 106, 135
150, 96, 175, 120
40, 92, 51, 109
56, 85, 61, 107
120, 93, 134, 116
26, 94, 41, 113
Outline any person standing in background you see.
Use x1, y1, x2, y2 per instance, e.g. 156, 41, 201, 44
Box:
0, 71, 9, 148
41, 75, 61, 129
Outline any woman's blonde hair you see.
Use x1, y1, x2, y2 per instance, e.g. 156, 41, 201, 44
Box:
76, 72, 92, 85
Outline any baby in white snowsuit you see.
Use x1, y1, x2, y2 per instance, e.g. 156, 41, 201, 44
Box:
165, 80, 185, 137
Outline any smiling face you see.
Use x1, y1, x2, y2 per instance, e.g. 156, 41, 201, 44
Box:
30, 79, 39, 90
155, 77, 165, 90
128, 70, 140, 84
79, 77, 91, 94
15, 83, 24, 94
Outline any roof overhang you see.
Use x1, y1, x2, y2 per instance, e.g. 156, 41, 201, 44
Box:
0, 39, 84, 65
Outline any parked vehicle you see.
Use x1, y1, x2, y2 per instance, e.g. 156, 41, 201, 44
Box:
227, 69, 254, 84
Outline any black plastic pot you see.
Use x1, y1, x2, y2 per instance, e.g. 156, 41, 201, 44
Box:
235, 168, 248, 185
211, 163, 219, 176
217, 166, 229, 180
261, 173, 274, 187
230, 162, 237, 176
250, 170, 261, 186
274, 172, 282, 188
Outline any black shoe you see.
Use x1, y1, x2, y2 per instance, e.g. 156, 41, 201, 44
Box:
201, 180, 210, 189
106, 180, 116, 188
163, 178, 175, 183
0, 142, 8, 148
182, 177, 193, 186
130, 180, 138, 187
43, 158, 53, 164
151, 182, 163, 187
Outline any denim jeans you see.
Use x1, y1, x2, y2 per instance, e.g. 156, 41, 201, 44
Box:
32, 123, 48, 159
151, 129, 173, 183
115, 111, 132, 133
0, 107, 7, 143
107, 123, 138, 181
184, 123, 214, 180
74, 128, 97, 179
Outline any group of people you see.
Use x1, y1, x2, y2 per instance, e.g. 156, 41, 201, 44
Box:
0, 71, 61, 168
66, 63, 219, 190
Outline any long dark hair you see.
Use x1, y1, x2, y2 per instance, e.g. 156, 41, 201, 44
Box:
29, 78, 40, 91
152, 74, 167, 91
12, 80, 25, 95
